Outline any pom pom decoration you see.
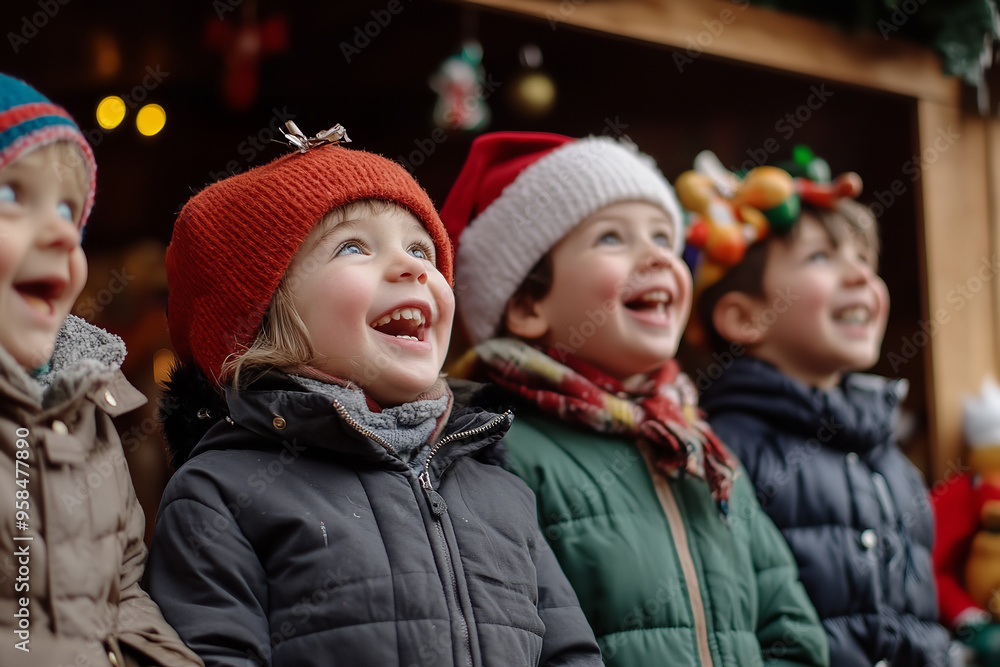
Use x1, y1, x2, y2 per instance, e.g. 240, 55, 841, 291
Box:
679, 148, 865, 292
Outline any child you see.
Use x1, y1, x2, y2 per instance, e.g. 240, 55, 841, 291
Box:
691, 155, 950, 665
0, 74, 202, 666
441, 131, 828, 666
144, 126, 602, 667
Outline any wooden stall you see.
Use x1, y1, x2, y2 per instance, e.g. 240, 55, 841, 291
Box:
457, 0, 1000, 483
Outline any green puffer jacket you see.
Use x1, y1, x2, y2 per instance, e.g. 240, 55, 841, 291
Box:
504, 410, 829, 667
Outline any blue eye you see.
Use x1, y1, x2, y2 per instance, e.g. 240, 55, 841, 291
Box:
57, 202, 73, 222
653, 232, 672, 247
0, 184, 15, 203
807, 251, 830, 263
336, 242, 364, 256
409, 247, 428, 260
597, 232, 622, 246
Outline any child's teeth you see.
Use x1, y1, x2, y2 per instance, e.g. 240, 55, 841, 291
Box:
371, 308, 426, 328
397, 334, 417, 340
836, 306, 870, 324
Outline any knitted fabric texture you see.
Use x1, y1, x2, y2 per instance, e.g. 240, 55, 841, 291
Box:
474, 337, 736, 516
166, 144, 452, 383
293, 374, 452, 472
440, 132, 683, 344
0, 73, 96, 226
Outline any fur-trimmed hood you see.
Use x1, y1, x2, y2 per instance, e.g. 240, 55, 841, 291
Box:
0, 314, 130, 409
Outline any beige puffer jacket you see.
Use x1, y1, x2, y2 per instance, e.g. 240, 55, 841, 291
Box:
0, 315, 202, 667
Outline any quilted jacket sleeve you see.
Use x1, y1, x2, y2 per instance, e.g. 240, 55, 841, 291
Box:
146, 470, 271, 667
115, 452, 205, 667
533, 527, 604, 666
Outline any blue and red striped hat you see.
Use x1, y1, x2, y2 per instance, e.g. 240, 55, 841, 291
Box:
0, 73, 96, 227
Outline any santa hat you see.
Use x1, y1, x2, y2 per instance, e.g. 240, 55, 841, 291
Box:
166, 140, 452, 383
440, 131, 683, 344
0, 72, 96, 227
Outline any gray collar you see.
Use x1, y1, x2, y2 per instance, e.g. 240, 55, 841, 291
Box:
292, 375, 451, 471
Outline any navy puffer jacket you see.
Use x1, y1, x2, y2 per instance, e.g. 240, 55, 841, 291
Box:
701, 358, 949, 667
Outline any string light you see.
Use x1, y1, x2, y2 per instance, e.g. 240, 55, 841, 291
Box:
136, 104, 166, 136
96, 96, 126, 130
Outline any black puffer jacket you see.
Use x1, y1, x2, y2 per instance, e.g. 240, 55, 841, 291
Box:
146, 368, 601, 667
701, 358, 948, 667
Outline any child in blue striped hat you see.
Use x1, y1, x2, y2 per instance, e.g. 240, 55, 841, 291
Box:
0, 73, 202, 667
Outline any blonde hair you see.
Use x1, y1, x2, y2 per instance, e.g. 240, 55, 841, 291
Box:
220, 199, 406, 387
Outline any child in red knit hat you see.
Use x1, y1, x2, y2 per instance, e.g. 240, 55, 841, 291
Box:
0, 73, 202, 667
441, 132, 828, 666
145, 124, 601, 667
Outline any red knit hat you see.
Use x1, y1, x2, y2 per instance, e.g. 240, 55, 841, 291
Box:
440, 131, 683, 344
167, 142, 452, 383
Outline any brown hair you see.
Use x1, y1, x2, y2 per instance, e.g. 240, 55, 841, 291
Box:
220, 199, 406, 387
497, 253, 554, 339
697, 200, 881, 355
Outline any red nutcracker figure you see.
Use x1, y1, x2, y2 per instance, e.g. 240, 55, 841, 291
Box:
933, 378, 1000, 661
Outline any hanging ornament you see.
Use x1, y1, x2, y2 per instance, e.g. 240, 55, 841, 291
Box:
204, 0, 288, 111
508, 44, 556, 118
429, 41, 490, 131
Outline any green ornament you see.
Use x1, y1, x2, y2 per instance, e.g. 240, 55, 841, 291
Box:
764, 195, 800, 233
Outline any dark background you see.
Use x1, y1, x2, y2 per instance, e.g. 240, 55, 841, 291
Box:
0, 0, 931, 533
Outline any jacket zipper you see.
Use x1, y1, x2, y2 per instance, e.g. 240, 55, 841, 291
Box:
418, 410, 512, 502
416, 410, 510, 667
639, 443, 714, 667
333, 401, 510, 667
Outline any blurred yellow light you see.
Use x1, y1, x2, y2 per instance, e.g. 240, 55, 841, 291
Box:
136, 104, 166, 136
153, 348, 176, 388
96, 96, 126, 130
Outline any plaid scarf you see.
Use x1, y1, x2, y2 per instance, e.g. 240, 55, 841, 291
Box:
474, 338, 736, 517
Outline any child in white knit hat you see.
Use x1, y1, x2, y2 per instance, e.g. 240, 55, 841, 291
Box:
441, 131, 828, 667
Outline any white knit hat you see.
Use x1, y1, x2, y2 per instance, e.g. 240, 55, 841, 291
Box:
440, 132, 683, 344
964, 377, 1000, 446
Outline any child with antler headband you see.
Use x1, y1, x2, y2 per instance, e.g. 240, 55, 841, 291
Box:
691, 149, 949, 665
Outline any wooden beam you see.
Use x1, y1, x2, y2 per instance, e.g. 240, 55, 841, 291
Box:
459, 0, 960, 104
917, 101, 998, 481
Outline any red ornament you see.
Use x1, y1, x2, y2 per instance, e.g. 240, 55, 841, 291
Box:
205, 8, 288, 111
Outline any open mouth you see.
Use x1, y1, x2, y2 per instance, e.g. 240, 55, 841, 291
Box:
624, 289, 673, 314
369, 306, 429, 342
833, 304, 873, 325
15, 279, 65, 316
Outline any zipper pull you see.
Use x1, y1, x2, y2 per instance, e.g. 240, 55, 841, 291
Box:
419, 471, 448, 518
